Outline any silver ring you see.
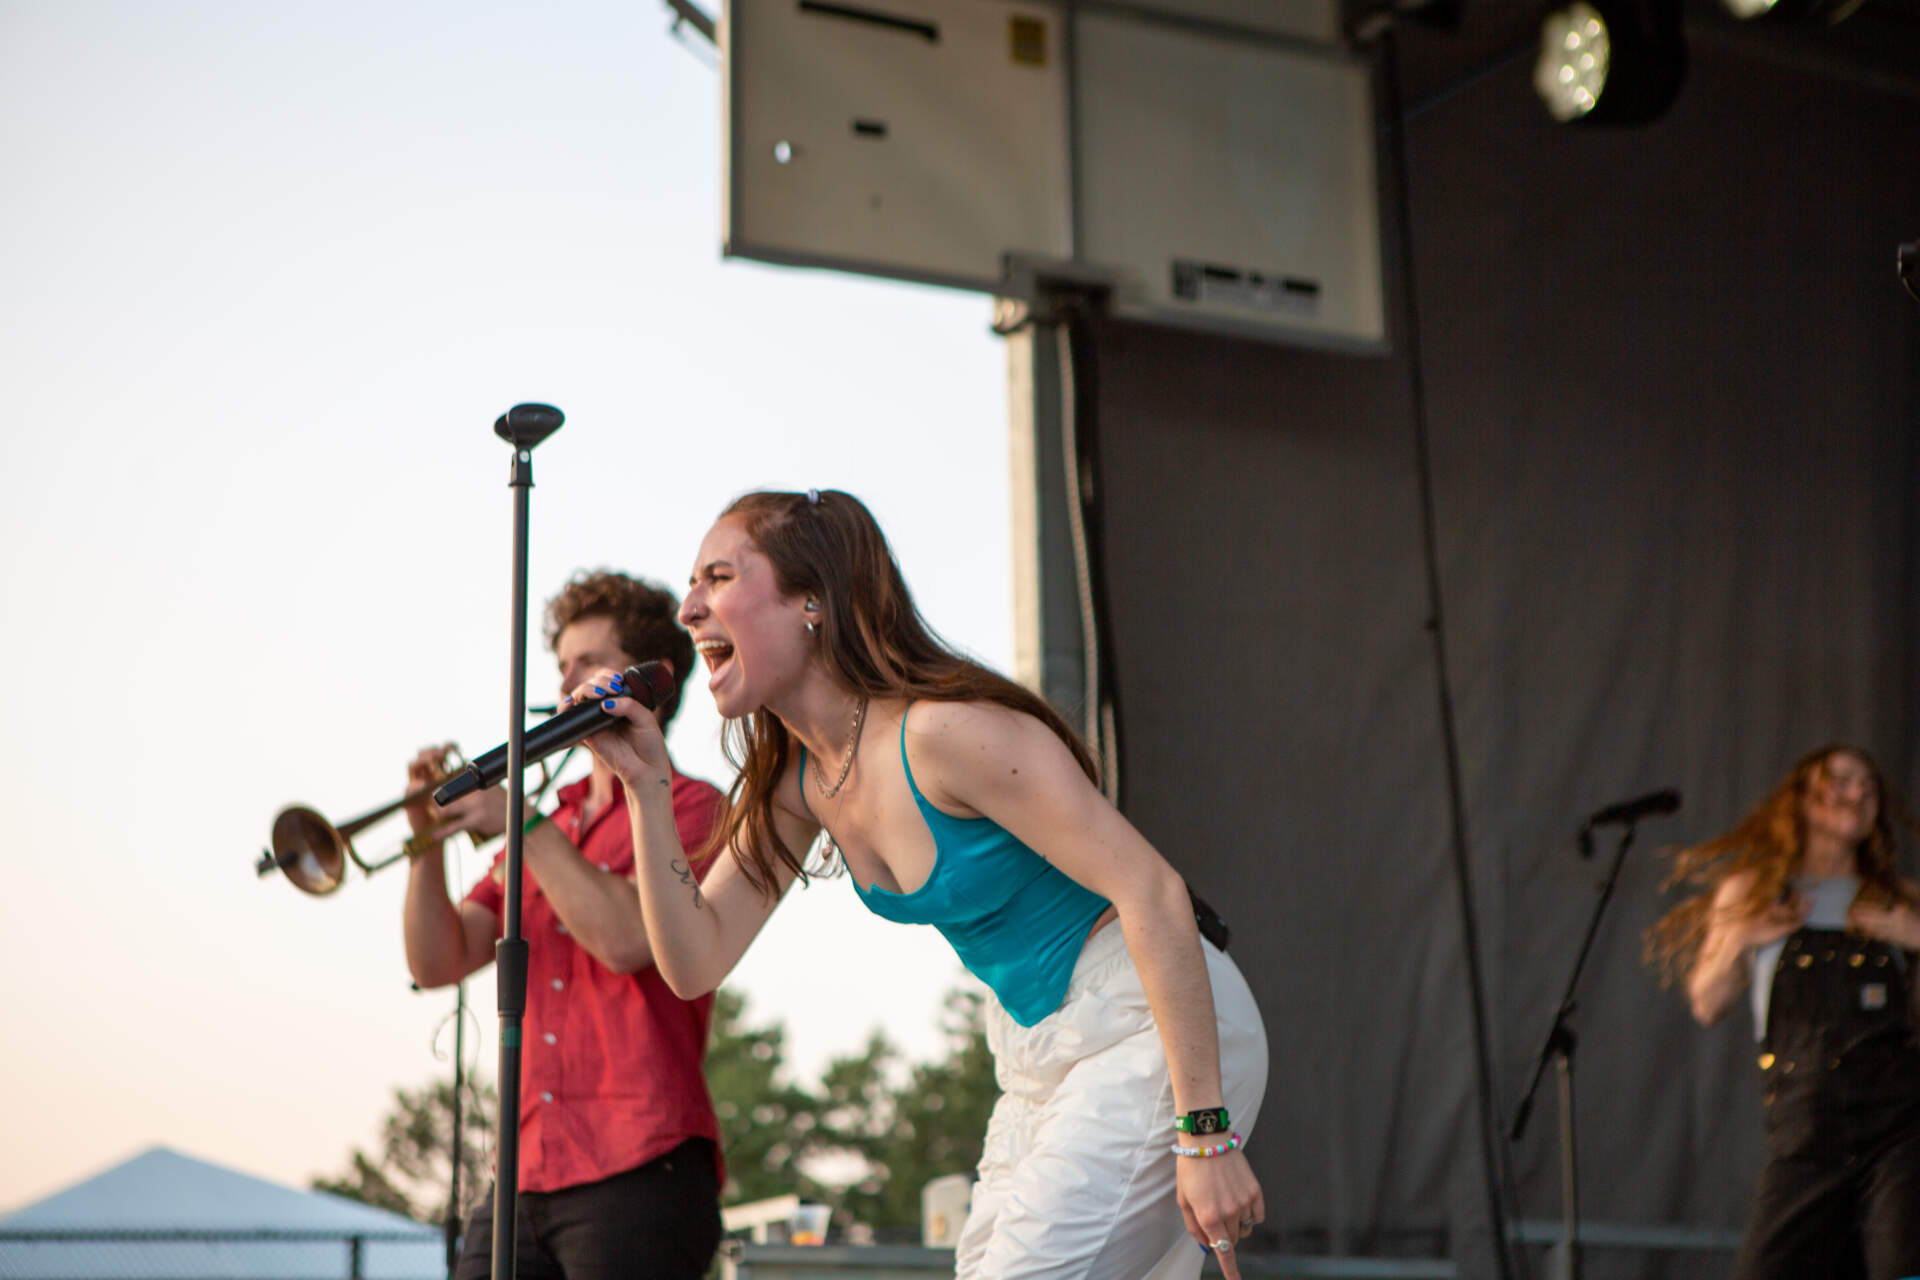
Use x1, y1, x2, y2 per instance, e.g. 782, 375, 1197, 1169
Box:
1212, 1238, 1233, 1253
1239, 1218, 1256, 1231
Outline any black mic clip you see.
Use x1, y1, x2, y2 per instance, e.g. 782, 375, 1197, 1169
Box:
1575, 787, 1681, 857
494, 403, 564, 451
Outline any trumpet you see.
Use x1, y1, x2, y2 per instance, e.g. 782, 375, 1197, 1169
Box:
255, 748, 557, 896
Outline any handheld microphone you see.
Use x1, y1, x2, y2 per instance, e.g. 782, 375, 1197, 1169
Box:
1576, 788, 1681, 856
432, 661, 675, 805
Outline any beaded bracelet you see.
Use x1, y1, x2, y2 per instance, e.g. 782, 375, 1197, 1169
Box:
1171, 1131, 1243, 1159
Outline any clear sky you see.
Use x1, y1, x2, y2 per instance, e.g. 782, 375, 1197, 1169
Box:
0, 0, 1009, 1212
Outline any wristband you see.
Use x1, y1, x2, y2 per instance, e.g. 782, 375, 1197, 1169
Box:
522, 811, 548, 837
1174, 1107, 1230, 1135
1171, 1131, 1242, 1159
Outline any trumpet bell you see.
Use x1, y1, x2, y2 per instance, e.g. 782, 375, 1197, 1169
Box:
255, 742, 562, 896
269, 805, 351, 896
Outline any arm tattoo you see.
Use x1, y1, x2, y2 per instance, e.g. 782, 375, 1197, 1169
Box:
671, 859, 705, 910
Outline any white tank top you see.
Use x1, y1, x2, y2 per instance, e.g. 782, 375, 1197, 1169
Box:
1748, 875, 1859, 1040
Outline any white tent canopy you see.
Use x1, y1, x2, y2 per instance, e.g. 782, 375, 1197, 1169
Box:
0, 1147, 442, 1280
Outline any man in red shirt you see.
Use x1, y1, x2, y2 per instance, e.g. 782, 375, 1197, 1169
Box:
402, 571, 727, 1280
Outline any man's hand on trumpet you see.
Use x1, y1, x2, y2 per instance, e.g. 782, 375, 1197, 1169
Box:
405, 744, 506, 847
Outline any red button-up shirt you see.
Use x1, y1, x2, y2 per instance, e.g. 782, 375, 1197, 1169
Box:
465, 768, 726, 1192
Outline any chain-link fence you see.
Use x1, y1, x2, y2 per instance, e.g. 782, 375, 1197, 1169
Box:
0, 1229, 446, 1280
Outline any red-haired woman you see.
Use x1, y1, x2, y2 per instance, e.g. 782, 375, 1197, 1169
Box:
1648, 744, 1920, 1280
573, 489, 1268, 1280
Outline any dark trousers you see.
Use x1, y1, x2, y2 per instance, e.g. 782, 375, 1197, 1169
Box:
1734, 930, 1920, 1280
453, 1139, 722, 1280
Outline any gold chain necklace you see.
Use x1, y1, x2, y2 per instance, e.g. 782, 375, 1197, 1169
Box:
812, 696, 869, 799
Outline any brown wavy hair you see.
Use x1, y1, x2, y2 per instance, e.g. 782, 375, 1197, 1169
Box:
543, 570, 694, 727
1645, 743, 1920, 985
709, 489, 1097, 898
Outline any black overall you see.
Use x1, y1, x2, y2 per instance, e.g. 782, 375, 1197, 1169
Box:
1733, 928, 1920, 1280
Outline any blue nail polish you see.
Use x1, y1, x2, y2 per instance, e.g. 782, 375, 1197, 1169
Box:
603, 699, 617, 711
592, 685, 606, 696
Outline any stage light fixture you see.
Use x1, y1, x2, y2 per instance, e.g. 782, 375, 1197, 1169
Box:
1718, 0, 1863, 22
1533, 0, 1685, 125
1534, 3, 1610, 120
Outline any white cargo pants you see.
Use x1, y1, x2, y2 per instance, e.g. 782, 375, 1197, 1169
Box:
955, 923, 1269, 1280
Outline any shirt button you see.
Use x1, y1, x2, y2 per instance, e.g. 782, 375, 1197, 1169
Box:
556, 924, 569, 935
541, 1091, 554, 1103
544, 1032, 558, 1045
551, 978, 564, 991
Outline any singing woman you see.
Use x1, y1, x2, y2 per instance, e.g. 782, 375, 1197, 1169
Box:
574, 489, 1269, 1280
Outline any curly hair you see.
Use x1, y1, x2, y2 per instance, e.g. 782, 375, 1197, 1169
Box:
709, 489, 1098, 899
1645, 743, 1920, 986
543, 570, 694, 727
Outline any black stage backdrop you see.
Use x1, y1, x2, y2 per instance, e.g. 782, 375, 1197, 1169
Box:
1080, 16, 1920, 1278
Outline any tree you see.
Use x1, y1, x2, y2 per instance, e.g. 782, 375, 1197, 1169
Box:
706, 984, 1001, 1237
314, 988, 832, 1219
826, 988, 999, 1236
317, 984, 1000, 1242
705, 987, 834, 1205
312, 1076, 497, 1223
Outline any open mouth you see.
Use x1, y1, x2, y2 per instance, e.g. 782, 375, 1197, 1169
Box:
695, 638, 735, 676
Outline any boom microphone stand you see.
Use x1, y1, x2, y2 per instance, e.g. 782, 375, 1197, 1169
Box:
1508, 815, 1651, 1280
487, 402, 563, 1280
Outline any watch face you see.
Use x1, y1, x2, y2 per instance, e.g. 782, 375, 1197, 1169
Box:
1194, 1112, 1221, 1134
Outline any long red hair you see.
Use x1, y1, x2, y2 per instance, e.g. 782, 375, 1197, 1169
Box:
708, 489, 1098, 898
1645, 743, 1918, 985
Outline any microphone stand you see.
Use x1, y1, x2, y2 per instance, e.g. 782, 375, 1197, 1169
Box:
446, 976, 468, 1277
487, 403, 564, 1280
1508, 820, 1641, 1280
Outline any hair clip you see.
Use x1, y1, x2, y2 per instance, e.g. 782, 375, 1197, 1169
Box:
806, 489, 821, 504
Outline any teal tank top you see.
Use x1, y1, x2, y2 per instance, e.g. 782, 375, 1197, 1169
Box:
809, 707, 1111, 1027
